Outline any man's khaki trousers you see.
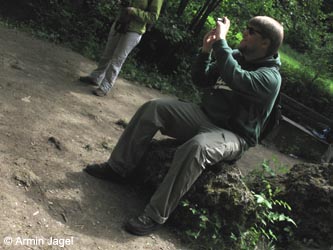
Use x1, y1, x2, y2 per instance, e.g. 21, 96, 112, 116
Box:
108, 98, 246, 224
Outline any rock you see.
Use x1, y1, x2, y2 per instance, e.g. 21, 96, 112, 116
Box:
13, 168, 40, 188
48, 136, 62, 150
281, 163, 333, 246
137, 139, 333, 248
136, 139, 256, 239
115, 119, 128, 129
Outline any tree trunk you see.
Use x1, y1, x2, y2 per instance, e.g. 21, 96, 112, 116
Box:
177, 0, 190, 16
189, 0, 211, 32
189, 0, 223, 35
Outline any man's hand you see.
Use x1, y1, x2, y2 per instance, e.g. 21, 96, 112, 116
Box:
126, 7, 135, 15
215, 16, 230, 40
202, 17, 230, 53
202, 29, 217, 53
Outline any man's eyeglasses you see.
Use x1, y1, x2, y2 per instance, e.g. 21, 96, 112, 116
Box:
246, 26, 263, 36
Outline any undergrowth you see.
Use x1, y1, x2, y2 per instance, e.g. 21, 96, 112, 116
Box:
178, 160, 296, 250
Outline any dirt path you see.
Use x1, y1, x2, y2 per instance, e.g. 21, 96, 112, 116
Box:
0, 25, 302, 250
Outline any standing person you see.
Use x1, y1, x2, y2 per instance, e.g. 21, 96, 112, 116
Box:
79, 0, 164, 97
84, 16, 284, 235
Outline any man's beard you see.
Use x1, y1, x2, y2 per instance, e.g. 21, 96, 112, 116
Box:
238, 41, 247, 53
238, 44, 256, 56
238, 45, 245, 54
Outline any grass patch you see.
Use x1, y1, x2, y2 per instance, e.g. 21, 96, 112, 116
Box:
280, 44, 333, 93
280, 51, 301, 70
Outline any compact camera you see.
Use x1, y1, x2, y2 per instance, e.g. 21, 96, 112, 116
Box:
216, 17, 226, 23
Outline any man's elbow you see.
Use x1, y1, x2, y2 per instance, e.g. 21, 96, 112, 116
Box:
148, 13, 160, 23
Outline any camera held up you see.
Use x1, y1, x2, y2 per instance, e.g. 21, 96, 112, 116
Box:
216, 17, 226, 24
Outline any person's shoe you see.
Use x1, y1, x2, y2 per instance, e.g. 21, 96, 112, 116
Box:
125, 214, 162, 236
79, 76, 99, 86
92, 88, 108, 97
83, 162, 125, 183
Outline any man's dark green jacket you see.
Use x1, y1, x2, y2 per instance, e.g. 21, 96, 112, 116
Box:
191, 39, 281, 147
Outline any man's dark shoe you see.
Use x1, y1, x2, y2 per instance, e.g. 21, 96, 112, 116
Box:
125, 214, 162, 236
92, 88, 108, 97
84, 162, 125, 183
79, 76, 98, 86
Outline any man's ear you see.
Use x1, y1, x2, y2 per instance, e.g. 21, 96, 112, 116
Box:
261, 38, 271, 50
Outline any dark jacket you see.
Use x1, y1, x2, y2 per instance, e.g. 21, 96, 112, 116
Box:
191, 39, 281, 146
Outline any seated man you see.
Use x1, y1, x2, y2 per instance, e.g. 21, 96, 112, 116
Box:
84, 16, 284, 236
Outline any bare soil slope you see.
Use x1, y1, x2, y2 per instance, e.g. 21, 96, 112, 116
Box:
0, 25, 301, 250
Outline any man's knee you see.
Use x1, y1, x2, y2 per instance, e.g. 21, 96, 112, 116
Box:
141, 98, 174, 114
133, 99, 167, 125
180, 134, 227, 167
138, 99, 160, 114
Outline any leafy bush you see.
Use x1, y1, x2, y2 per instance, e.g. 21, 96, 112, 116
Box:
180, 200, 223, 250
3, 0, 119, 59
179, 161, 296, 250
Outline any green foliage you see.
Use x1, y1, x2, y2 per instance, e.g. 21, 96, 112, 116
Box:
180, 200, 224, 250
240, 185, 296, 248
281, 0, 327, 53
235, 162, 297, 250
13, 0, 119, 59
279, 44, 333, 120
121, 53, 177, 94
304, 33, 333, 82
155, 11, 189, 44
121, 49, 201, 102
179, 160, 296, 250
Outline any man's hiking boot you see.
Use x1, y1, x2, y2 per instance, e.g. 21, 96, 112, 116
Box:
92, 87, 108, 97
84, 162, 125, 183
125, 214, 162, 236
79, 76, 99, 86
